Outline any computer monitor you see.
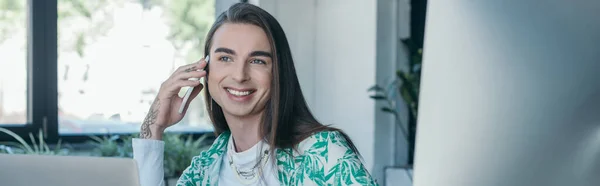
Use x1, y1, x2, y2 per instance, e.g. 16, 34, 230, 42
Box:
0, 154, 140, 186
413, 1, 600, 186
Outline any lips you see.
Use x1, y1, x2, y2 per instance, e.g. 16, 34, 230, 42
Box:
225, 87, 256, 101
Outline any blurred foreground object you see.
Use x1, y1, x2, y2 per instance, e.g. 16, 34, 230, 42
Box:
414, 1, 600, 186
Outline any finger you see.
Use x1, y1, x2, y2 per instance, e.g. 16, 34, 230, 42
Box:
174, 58, 208, 74
199, 58, 208, 70
163, 80, 202, 95
174, 70, 207, 81
174, 62, 200, 74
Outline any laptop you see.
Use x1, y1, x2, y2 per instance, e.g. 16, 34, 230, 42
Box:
0, 154, 140, 186
413, 0, 600, 186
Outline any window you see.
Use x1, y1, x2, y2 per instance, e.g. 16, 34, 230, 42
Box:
57, 0, 215, 135
0, 0, 28, 125
0, 0, 216, 142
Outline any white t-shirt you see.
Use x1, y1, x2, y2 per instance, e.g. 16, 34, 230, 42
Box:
132, 137, 280, 186
218, 137, 280, 185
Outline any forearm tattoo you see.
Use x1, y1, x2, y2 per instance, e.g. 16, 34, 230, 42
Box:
140, 98, 160, 139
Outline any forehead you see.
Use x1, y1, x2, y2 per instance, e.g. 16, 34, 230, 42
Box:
210, 23, 272, 53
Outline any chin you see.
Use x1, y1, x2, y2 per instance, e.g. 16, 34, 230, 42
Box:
220, 100, 268, 118
224, 108, 253, 116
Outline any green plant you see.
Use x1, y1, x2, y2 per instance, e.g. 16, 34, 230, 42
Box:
87, 134, 134, 158
85, 132, 212, 179
163, 133, 211, 178
0, 127, 70, 155
369, 38, 422, 164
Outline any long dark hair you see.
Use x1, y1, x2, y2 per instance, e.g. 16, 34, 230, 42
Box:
202, 3, 359, 156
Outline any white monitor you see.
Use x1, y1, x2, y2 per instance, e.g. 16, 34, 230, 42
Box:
413, 1, 600, 186
0, 154, 140, 186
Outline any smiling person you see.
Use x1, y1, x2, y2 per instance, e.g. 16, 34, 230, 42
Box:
132, 3, 377, 186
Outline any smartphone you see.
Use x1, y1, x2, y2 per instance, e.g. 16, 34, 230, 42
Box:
178, 55, 209, 114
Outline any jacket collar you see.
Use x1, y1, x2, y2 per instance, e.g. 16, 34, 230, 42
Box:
197, 131, 230, 185
198, 131, 300, 185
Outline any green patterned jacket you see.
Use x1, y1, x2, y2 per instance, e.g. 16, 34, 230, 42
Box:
176, 130, 379, 185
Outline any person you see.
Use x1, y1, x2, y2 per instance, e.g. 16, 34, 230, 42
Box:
132, 3, 378, 186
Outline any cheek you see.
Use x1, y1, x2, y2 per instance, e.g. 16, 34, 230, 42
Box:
257, 72, 272, 90
258, 74, 272, 102
206, 73, 220, 96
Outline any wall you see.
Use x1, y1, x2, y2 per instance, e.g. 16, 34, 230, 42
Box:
374, 0, 399, 183
215, 0, 240, 16
375, 0, 415, 184
253, 0, 378, 176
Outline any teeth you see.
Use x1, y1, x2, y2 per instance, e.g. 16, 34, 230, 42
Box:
227, 88, 251, 96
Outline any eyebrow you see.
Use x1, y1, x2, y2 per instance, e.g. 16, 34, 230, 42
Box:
214, 47, 235, 55
214, 47, 272, 58
249, 51, 273, 58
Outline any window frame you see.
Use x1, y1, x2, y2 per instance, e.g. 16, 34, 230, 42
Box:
0, 0, 215, 145
0, 0, 57, 143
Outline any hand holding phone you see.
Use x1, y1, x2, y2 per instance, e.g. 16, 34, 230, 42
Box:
178, 55, 209, 114
139, 55, 208, 140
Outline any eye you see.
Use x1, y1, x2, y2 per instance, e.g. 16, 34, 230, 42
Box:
250, 59, 266, 65
219, 56, 232, 62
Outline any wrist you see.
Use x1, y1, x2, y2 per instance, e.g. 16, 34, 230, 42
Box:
149, 125, 165, 140
140, 123, 165, 140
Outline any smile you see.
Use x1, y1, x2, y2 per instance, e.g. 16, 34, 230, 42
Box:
225, 88, 256, 97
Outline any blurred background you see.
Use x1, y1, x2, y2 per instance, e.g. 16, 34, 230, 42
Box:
0, 0, 425, 185
1, 0, 216, 133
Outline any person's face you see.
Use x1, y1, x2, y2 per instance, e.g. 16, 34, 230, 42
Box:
207, 23, 273, 118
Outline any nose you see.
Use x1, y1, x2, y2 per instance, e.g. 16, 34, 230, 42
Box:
231, 60, 250, 83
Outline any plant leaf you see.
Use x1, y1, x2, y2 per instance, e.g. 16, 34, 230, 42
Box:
367, 85, 383, 92
29, 133, 39, 154
0, 128, 34, 153
88, 135, 103, 143
400, 38, 412, 49
412, 63, 421, 73
400, 38, 416, 57
381, 107, 397, 115
397, 70, 409, 82
400, 84, 412, 102
109, 135, 119, 141
39, 130, 50, 154
55, 139, 63, 155
398, 71, 420, 109
0, 141, 27, 154
387, 79, 400, 98
369, 95, 387, 100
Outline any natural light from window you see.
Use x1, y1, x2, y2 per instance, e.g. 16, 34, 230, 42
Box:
0, 0, 216, 135
0, 0, 27, 125
57, 0, 215, 134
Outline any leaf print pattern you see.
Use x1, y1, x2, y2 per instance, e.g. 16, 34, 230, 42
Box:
276, 148, 294, 184
172, 131, 378, 185
176, 132, 230, 186
277, 131, 379, 186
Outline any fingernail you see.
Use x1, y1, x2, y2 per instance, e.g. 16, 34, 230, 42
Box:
205, 55, 210, 63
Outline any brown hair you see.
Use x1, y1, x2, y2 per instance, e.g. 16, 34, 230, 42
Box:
202, 3, 359, 156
